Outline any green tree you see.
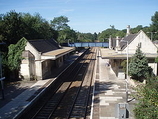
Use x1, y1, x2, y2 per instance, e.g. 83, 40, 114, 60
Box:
57, 28, 77, 43
150, 11, 158, 40
76, 32, 95, 42
0, 11, 58, 45
22, 13, 57, 40
115, 30, 126, 38
51, 16, 70, 31
93, 32, 98, 41
134, 77, 158, 119
130, 25, 143, 34
129, 45, 153, 82
98, 28, 118, 42
7, 37, 27, 80
0, 11, 25, 45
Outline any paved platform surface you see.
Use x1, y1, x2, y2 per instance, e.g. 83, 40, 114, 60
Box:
0, 79, 53, 119
92, 49, 136, 119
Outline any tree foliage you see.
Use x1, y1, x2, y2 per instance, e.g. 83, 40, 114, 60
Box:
22, 13, 58, 40
130, 25, 144, 34
51, 16, 70, 31
134, 77, 158, 119
129, 45, 153, 82
57, 28, 77, 43
98, 28, 118, 42
77, 32, 96, 42
50, 16, 79, 44
150, 11, 158, 40
115, 30, 126, 38
97, 27, 127, 42
93, 32, 98, 41
0, 11, 57, 46
7, 37, 27, 71
121, 60, 127, 73
0, 11, 25, 45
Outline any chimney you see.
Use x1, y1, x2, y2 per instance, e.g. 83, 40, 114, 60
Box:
109, 35, 112, 49
126, 25, 130, 36
115, 36, 120, 51
116, 36, 119, 48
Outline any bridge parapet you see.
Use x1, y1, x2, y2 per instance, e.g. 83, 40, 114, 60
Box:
68, 42, 108, 47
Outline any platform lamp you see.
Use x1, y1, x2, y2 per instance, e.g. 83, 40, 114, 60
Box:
147, 32, 157, 41
120, 40, 129, 103
0, 42, 6, 100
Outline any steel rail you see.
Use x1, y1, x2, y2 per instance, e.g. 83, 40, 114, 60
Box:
48, 48, 93, 119
30, 49, 92, 119
67, 48, 96, 119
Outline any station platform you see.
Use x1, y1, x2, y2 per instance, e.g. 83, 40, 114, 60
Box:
0, 79, 53, 119
91, 49, 136, 119
0, 48, 136, 119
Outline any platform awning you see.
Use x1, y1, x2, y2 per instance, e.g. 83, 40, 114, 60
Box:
41, 47, 75, 60
100, 48, 158, 59
100, 48, 127, 59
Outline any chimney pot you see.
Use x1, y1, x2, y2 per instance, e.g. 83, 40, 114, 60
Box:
126, 25, 130, 36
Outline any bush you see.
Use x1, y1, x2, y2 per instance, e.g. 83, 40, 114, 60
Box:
6, 37, 27, 80
134, 77, 158, 119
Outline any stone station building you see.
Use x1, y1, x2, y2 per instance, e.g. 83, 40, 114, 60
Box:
101, 26, 158, 79
20, 39, 75, 80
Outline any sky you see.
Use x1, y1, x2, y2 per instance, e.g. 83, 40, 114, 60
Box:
0, 0, 158, 33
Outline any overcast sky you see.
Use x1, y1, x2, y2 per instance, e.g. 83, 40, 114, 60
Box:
0, 0, 158, 33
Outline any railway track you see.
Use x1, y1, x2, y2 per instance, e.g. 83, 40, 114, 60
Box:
18, 47, 97, 119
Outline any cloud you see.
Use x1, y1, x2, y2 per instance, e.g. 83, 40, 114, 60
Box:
58, 9, 74, 15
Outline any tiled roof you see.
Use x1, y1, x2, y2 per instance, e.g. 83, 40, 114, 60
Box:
28, 39, 60, 53
120, 34, 138, 50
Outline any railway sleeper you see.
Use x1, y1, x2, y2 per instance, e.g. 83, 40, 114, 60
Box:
70, 114, 85, 118
37, 113, 50, 117
35, 116, 50, 119
74, 104, 86, 107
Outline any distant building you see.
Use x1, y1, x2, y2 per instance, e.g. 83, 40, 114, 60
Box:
101, 25, 158, 78
20, 39, 75, 80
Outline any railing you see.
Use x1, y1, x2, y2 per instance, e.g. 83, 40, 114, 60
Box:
68, 42, 109, 47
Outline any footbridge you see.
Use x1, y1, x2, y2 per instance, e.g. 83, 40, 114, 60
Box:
68, 42, 109, 47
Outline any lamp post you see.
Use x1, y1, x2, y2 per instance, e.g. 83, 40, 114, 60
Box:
147, 32, 157, 41
121, 40, 129, 103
